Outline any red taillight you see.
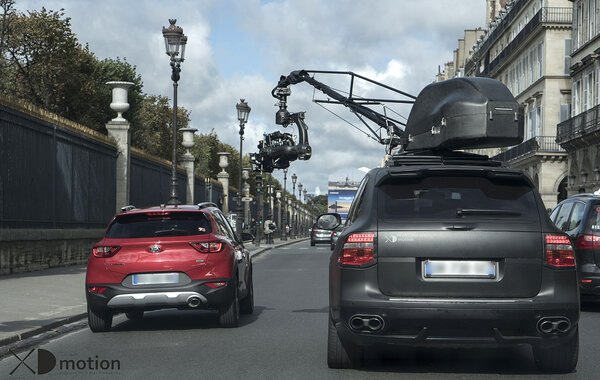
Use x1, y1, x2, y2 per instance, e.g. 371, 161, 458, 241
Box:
576, 234, 600, 249
89, 286, 108, 294
92, 246, 120, 258
190, 241, 224, 253
339, 233, 375, 266
545, 235, 575, 267
205, 281, 227, 289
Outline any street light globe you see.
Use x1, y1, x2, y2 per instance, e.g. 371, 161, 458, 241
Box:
236, 99, 251, 124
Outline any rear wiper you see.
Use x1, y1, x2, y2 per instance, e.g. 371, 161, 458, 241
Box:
456, 208, 522, 217
154, 228, 188, 236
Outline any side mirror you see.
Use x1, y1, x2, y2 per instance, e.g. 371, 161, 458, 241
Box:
241, 232, 255, 243
316, 213, 341, 230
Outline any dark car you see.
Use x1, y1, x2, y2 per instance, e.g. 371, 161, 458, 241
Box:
551, 193, 600, 301
310, 223, 332, 246
318, 151, 579, 372
85, 203, 254, 332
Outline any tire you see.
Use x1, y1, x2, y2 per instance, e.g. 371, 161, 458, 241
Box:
327, 317, 363, 369
240, 271, 254, 315
125, 310, 144, 320
88, 305, 113, 333
219, 280, 240, 327
534, 327, 579, 373
311, 241, 316, 246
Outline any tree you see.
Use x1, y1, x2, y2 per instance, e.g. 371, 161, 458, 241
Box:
312, 195, 328, 214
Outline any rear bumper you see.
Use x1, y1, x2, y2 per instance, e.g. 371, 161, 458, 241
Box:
86, 278, 234, 312
578, 263, 600, 298
330, 264, 580, 348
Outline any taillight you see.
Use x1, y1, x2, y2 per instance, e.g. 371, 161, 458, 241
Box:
190, 241, 224, 253
339, 233, 375, 266
545, 235, 575, 268
92, 246, 120, 258
205, 281, 227, 289
89, 286, 108, 294
576, 234, 600, 249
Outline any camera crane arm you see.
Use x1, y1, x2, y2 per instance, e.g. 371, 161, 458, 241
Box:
272, 70, 416, 147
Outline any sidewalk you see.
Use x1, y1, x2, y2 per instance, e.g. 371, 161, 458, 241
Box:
0, 237, 307, 348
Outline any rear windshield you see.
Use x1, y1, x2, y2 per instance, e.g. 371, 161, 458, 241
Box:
378, 175, 538, 221
105, 212, 211, 238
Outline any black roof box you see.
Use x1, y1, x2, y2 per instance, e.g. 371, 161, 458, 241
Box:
404, 77, 524, 151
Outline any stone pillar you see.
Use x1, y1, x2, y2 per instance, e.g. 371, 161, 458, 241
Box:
242, 168, 250, 226
105, 81, 134, 212
217, 152, 231, 213
179, 128, 197, 204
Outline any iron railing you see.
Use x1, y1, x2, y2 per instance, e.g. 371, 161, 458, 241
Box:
492, 136, 566, 163
557, 104, 600, 143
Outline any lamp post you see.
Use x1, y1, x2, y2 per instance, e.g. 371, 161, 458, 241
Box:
291, 173, 297, 238
303, 188, 308, 237
282, 168, 288, 240
162, 19, 188, 205
235, 99, 251, 237
255, 175, 263, 246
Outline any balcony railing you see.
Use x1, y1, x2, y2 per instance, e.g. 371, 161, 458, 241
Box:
492, 136, 566, 162
557, 104, 600, 143
466, 7, 572, 77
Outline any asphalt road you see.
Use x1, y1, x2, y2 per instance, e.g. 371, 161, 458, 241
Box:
2, 240, 600, 379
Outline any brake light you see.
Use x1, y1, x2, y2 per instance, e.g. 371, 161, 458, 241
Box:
205, 282, 227, 289
576, 234, 600, 249
545, 235, 575, 267
339, 233, 375, 266
190, 241, 224, 253
92, 246, 120, 258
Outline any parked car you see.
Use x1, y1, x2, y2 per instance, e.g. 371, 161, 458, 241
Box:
85, 203, 254, 332
310, 223, 332, 246
318, 153, 579, 372
550, 193, 600, 302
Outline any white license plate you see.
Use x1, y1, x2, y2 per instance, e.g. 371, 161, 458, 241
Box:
424, 260, 496, 279
132, 273, 179, 285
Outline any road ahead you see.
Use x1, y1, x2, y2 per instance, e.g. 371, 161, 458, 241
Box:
2, 241, 600, 379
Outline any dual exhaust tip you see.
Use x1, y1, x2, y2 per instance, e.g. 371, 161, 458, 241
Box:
537, 317, 571, 334
349, 315, 384, 332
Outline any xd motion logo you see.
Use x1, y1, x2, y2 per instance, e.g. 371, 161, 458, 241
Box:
9, 348, 120, 375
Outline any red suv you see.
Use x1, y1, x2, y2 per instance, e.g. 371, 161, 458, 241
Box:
85, 203, 254, 332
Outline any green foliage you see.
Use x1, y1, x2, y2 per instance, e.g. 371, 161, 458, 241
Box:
312, 194, 328, 214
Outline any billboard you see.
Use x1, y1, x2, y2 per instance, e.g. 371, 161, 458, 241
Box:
328, 179, 359, 222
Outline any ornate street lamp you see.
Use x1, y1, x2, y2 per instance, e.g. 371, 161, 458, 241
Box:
298, 183, 303, 203
235, 99, 251, 236
282, 168, 288, 240
162, 19, 188, 205
291, 173, 297, 237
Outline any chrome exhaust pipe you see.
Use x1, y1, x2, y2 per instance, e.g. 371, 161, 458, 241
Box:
537, 317, 571, 334
187, 296, 202, 308
349, 315, 384, 332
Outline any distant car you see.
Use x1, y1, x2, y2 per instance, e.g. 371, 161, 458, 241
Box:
85, 203, 254, 332
551, 193, 600, 302
330, 226, 343, 250
311, 223, 332, 246
318, 153, 579, 373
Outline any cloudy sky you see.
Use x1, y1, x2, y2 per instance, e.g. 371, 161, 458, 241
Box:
17, 0, 486, 197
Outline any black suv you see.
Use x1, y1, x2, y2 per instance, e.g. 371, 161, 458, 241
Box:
319, 153, 579, 372
317, 77, 580, 373
551, 193, 600, 301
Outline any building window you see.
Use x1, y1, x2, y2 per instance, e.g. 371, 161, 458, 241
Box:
528, 108, 535, 138
573, 79, 581, 116
536, 106, 543, 136
516, 63, 521, 93
564, 39, 572, 75
585, 71, 594, 111
537, 41, 543, 77
560, 104, 571, 122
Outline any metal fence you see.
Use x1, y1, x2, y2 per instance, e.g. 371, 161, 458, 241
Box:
492, 136, 566, 163
0, 103, 117, 228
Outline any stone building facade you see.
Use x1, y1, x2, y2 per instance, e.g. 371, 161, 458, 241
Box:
556, 0, 600, 196
440, 0, 572, 208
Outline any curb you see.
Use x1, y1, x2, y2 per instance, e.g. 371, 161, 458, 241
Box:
0, 238, 309, 349
0, 312, 88, 348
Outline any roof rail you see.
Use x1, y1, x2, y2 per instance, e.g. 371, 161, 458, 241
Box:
120, 205, 136, 212
198, 202, 218, 209
386, 149, 502, 168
